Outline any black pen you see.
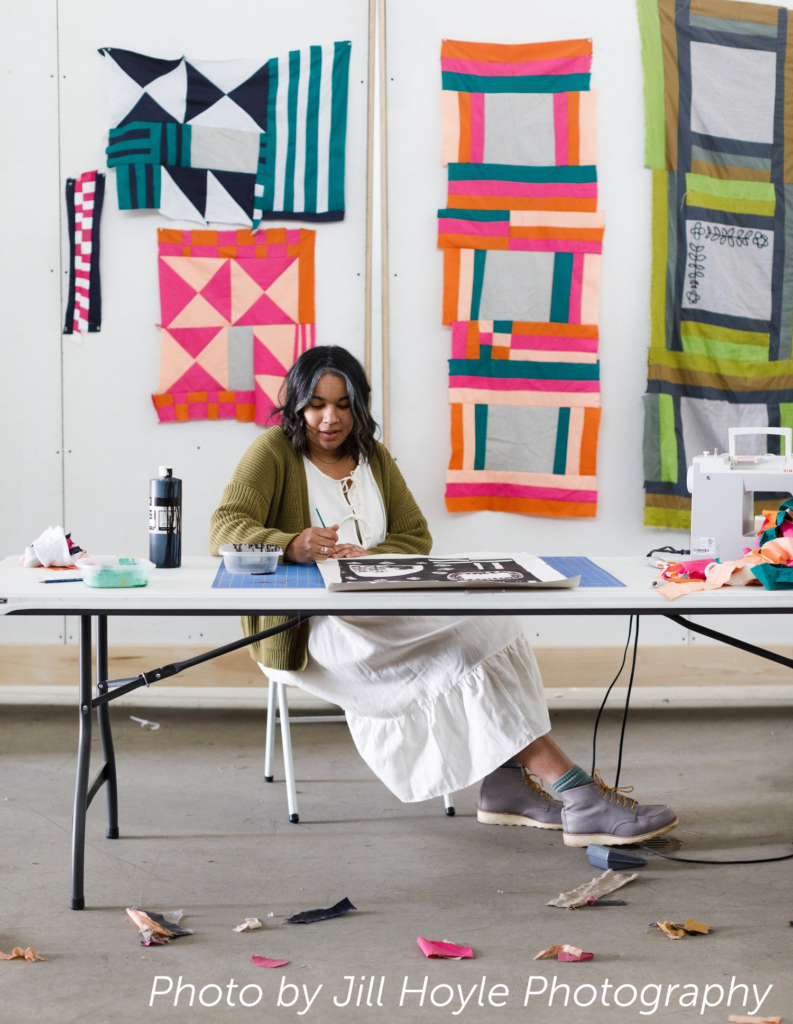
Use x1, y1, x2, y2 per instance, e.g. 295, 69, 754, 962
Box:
40, 578, 83, 584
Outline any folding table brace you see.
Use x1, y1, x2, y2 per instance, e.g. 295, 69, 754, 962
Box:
71, 612, 308, 910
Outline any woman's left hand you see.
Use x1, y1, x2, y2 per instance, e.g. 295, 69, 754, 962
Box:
333, 544, 370, 558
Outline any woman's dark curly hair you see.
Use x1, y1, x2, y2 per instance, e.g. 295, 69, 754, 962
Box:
275, 346, 379, 463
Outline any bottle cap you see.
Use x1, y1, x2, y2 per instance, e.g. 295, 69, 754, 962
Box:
159, 466, 173, 477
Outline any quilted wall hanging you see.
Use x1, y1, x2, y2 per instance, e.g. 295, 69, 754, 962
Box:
100, 44, 350, 226
152, 227, 315, 423
638, 0, 793, 528
438, 38, 604, 518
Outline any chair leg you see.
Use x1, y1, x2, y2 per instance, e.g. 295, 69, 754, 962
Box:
443, 793, 456, 817
264, 677, 276, 782
276, 682, 299, 823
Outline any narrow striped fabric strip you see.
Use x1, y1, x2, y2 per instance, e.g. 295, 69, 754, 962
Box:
253, 41, 351, 226
64, 171, 105, 336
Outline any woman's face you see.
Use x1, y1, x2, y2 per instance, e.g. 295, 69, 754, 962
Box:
303, 373, 354, 454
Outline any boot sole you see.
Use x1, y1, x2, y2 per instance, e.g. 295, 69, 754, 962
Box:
477, 809, 563, 830
562, 816, 679, 848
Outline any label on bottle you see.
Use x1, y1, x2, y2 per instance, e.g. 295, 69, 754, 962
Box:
149, 500, 182, 534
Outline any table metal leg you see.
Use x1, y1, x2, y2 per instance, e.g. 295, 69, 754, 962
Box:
95, 615, 119, 839
71, 615, 93, 910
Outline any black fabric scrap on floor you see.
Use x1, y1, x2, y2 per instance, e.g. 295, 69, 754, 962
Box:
284, 897, 357, 924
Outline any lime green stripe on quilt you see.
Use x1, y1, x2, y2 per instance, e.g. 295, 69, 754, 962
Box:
645, 506, 690, 529
680, 320, 770, 348
658, 393, 677, 483
637, 0, 665, 169
681, 337, 770, 361
650, 169, 668, 347
781, 403, 793, 432
687, 192, 775, 216
685, 174, 775, 202
650, 347, 793, 377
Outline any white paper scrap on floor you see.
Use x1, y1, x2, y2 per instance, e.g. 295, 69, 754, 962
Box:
317, 552, 580, 591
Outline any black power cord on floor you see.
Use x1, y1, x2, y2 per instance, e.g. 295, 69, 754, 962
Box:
591, 617, 793, 866
590, 615, 634, 777
639, 844, 793, 865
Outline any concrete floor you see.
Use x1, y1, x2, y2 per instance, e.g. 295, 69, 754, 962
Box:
1, 704, 791, 1023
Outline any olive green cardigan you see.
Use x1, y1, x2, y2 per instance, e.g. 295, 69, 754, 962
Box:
209, 427, 432, 669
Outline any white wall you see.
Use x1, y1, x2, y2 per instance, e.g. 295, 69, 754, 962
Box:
0, 0, 783, 653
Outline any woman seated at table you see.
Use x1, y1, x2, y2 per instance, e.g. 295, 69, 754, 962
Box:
209, 346, 677, 846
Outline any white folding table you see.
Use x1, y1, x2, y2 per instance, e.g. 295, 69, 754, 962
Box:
2, 554, 792, 909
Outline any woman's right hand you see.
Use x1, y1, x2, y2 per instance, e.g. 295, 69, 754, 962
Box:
285, 525, 340, 563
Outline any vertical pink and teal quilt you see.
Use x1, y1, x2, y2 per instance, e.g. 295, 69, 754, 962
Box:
438, 39, 604, 517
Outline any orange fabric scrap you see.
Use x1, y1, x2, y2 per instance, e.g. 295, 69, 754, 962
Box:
657, 538, 793, 600
728, 1016, 782, 1024
534, 943, 593, 961
126, 908, 174, 939
0, 947, 45, 961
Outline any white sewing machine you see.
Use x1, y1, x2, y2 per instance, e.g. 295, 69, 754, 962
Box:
687, 427, 793, 561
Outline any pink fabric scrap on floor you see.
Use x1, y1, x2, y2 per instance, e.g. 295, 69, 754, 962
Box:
252, 955, 290, 968
417, 938, 473, 959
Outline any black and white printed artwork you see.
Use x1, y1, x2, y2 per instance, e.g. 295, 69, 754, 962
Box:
336, 557, 540, 586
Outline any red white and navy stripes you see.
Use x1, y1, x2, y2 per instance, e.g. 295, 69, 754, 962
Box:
64, 170, 105, 335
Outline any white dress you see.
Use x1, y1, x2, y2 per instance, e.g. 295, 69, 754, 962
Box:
265, 458, 551, 803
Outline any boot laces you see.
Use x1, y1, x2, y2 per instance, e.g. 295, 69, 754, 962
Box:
593, 769, 637, 809
521, 771, 551, 802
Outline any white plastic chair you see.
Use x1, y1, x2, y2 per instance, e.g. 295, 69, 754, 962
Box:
263, 678, 456, 822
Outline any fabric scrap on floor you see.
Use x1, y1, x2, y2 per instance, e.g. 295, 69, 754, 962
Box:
547, 868, 638, 909
534, 944, 593, 962
417, 938, 473, 960
728, 1016, 782, 1024
651, 918, 711, 939
0, 947, 45, 962
252, 955, 290, 968
234, 918, 262, 932
284, 897, 356, 925
126, 908, 192, 945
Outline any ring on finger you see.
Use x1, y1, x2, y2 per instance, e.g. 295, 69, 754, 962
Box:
320, 545, 327, 555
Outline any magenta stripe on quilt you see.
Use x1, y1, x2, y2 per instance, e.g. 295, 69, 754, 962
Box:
446, 482, 598, 502
510, 334, 599, 352
553, 92, 568, 166
449, 181, 598, 198
449, 376, 600, 392
469, 93, 485, 162
440, 55, 592, 76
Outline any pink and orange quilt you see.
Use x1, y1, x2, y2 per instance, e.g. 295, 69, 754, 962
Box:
152, 227, 315, 424
438, 39, 604, 518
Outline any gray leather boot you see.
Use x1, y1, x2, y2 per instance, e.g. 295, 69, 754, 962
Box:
561, 770, 678, 847
477, 764, 563, 829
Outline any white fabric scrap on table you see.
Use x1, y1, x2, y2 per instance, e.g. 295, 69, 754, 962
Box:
23, 525, 73, 567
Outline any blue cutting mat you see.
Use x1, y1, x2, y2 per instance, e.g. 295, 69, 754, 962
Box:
542, 556, 625, 588
212, 562, 325, 589
212, 557, 623, 589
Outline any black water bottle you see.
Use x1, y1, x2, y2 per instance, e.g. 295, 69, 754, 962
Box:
149, 466, 182, 568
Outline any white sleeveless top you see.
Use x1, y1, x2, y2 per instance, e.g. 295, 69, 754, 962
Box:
303, 456, 387, 550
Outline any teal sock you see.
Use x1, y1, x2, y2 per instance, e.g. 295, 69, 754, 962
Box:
503, 757, 523, 768
551, 765, 593, 793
